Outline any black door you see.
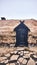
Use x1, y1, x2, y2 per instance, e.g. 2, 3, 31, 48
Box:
16, 28, 27, 46
14, 21, 30, 47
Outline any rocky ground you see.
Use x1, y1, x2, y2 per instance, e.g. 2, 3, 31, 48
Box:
0, 19, 37, 65
0, 47, 37, 65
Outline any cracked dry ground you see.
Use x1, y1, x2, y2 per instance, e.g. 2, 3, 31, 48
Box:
0, 47, 37, 65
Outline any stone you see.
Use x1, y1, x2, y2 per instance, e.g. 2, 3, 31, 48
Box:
24, 51, 29, 54
1, 59, 8, 64
29, 52, 33, 55
23, 54, 30, 59
6, 64, 9, 65
33, 54, 37, 58
22, 59, 27, 64
32, 54, 37, 61
5, 53, 10, 57
17, 47, 24, 51
0, 57, 7, 62
10, 63, 15, 65
27, 58, 35, 65
16, 61, 20, 65
10, 55, 19, 61
4, 60, 9, 64
18, 57, 24, 63
14, 51, 18, 54
30, 54, 37, 61
20, 51, 24, 56
10, 44, 15, 47
21, 51, 24, 53
18, 51, 21, 54
0, 57, 7, 60
33, 52, 36, 55
10, 51, 14, 54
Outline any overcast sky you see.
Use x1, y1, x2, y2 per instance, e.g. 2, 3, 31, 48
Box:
0, 0, 37, 20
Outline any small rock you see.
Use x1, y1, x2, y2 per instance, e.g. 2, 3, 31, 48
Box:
30, 54, 37, 61
17, 47, 24, 51
16, 61, 20, 64
18, 51, 21, 54
10, 52, 14, 55
1, 59, 8, 64
10, 55, 19, 61
21, 51, 24, 53
24, 51, 29, 54
20, 51, 24, 56
29, 52, 33, 56
33, 54, 37, 58
22, 59, 27, 64
5, 53, 10, 57
23, 54, 30, 59
10, 44, 15, 47
10, 63, 15, 65
14, 51, 18, 54
4, 60, 9, 64
6, 63, 9, 65
33, 52, 36, 55
18, 57, 24, 63
0, 57, 7, 62
27, 58, 35, 65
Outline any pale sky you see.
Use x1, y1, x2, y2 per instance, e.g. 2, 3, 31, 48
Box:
0, 0, 37, 20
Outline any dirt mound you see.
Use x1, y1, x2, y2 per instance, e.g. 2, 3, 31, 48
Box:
0, 19, 37, 47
